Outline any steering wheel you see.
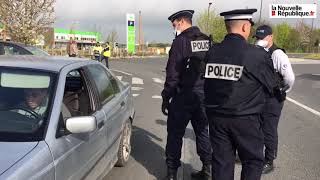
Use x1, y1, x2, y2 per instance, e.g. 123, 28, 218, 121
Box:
8, 106, 41, 120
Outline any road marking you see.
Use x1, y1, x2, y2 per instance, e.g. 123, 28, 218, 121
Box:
132, 77, 144, 85
131, 87, 144, 91
152, 78, 165, 84
152, 95, 162, 99
116, 76, 123, 81
287, 97, 320, 117
111, 69, 133, 76
133, 94, 140, 97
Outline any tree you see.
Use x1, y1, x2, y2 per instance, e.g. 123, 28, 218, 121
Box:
0, 0, 55, 45
196, 10, 227, 43
296, 20, 311, 45
287, 29, 302, 52
273, 22, 292, 50
106, 29, 118, 47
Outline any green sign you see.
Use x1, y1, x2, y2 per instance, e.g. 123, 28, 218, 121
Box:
127, 14, 135, 54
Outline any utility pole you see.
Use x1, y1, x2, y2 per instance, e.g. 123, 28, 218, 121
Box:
310, 2, 316, 53
207, 2, 213, 34
258, 0, 263, 24
138, 10, 142, 53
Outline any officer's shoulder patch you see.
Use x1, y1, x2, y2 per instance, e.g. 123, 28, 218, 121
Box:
191, 40, 210, 52
205, 63, 244, 81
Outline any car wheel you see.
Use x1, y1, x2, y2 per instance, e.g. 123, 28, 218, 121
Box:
115, 119, 132, 167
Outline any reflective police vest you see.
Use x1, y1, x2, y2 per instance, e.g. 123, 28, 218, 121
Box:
93, 46, 103, 56
103, 45, 111, 57
180, 32, 211, 88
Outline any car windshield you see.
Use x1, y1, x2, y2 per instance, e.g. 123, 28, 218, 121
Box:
25, 46, 50, 56
0, 68, 56, 142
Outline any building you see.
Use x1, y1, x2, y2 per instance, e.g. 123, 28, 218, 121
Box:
45, 28, 102, 49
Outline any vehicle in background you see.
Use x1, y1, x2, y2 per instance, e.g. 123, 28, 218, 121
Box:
0, 41, 50, 56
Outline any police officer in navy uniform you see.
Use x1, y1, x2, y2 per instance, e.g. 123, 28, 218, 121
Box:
254, 25, 295, 174
161, 10, 212, 180
204, 9, 280, 180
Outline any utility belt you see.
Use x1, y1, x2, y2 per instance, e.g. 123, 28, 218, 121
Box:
273, 84, 289, 103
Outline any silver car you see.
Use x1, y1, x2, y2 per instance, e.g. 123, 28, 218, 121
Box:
0, 56, 134, 180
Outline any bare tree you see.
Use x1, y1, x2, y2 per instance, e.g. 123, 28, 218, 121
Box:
106, 29, 118, 45
0, 0, 55, 45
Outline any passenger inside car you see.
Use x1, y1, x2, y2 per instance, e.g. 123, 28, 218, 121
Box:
63, 70, 92, 118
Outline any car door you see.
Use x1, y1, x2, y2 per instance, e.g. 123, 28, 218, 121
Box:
85, 65, 125, 150
51, 68, 108, 180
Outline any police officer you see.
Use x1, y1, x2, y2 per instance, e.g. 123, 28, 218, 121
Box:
254, 25, 295, 174
161, 10, 212, 180
92, 42, 103, 61
102, 42, 111, 68
204, 9, 279, 180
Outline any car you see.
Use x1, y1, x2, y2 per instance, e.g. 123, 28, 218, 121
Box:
0, 41, 50, 56
0, 56, 134, 180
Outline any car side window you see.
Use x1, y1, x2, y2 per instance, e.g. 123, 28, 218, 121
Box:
62, 69, 94, 119
86, 65, 115, 104
3, 44, 26, 55
108, 72, 120, 94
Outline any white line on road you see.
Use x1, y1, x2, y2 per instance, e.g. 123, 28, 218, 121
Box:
111, 69, 133, 76
116, 76, 123, 81
152, 95, 162, 99
152, 78, 165, 84
131, 87, 144, 91
287, 97, 320, 117
132, 77, 144, 85
132, 94, 140, 97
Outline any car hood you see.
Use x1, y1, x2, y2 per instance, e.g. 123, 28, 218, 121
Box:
0, 141, 38, 175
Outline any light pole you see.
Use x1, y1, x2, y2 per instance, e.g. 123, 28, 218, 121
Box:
207, 2, 213, 34
258, 0, 263, 24
309, 2, 317, 52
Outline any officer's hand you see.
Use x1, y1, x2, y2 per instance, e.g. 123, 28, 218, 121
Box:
161, 99, 169, 116
273, 87, 287, 102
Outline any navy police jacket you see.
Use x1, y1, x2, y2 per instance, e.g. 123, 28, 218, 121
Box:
162, 26, 209, 101
204, 33, 277, 115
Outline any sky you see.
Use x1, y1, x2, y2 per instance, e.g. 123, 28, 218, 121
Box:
54, 0, 319, 43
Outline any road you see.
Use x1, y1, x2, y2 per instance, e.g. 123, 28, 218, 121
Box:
104, 57, 320, 180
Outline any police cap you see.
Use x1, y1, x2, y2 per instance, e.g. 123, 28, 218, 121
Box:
168, 10, 194, 22
220, 9, 257, 25
253, 25, 273, 39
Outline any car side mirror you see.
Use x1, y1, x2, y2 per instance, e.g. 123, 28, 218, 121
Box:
66, 116, 97, 134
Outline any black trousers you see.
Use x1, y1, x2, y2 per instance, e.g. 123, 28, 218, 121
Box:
262, 97, 284, 162
102, 56, 109, 68
207, 112, 264, 180
166, 91, 211, 170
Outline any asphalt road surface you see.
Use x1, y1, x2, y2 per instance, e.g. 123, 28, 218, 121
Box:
103, 57, 320, 180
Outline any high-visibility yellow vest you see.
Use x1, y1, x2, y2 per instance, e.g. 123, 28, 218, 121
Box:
92, 46, 103, 56
103, 45, 111, 57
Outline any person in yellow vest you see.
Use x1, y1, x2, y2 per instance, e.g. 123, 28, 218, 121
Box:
102, 42, 111, 68
91, 42, 103, 61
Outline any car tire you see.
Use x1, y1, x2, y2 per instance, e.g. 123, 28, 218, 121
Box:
115, 119, 132, 167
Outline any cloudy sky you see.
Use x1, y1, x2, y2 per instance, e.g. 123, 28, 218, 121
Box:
54, 0, 319, 43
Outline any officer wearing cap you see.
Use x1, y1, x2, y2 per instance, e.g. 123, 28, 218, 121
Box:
204, 9, 279, 180
161, 10, 212, 180
254, 25, 295, 174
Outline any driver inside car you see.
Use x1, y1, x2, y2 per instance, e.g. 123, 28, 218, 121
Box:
18, 88, 49, 117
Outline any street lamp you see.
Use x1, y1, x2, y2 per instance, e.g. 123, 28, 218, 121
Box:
207, 2, 213, 34
258, 0, 263, 24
